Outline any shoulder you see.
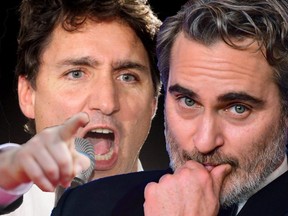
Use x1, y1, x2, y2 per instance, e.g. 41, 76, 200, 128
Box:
238, 170, 288, 216
52, 169, 172, 216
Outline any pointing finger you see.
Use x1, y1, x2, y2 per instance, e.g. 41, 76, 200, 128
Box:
59, 112, 90, 142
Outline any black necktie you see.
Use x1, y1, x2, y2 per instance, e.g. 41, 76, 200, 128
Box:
218, 204, 238, 216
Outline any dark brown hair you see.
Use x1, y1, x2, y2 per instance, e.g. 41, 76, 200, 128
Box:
16, 0, 162, 134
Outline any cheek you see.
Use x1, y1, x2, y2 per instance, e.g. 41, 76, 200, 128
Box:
118, 96, 155, 150
165, 109, 191, 149
225, 123, 265, 154
125, 104, 153, 140
222, 122, 278, 173
119, 91, 155, 122
33, 92, 85, 131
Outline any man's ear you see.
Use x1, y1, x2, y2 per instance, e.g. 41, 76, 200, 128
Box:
18, 75, 35, 119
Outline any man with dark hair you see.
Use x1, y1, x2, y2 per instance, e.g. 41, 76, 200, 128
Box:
53, 0, 288, 215
0, 0, 161, 215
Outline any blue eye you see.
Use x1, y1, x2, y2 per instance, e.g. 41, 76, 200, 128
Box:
184, 97, 195, 106
233, 104, 246, 114
118, 74, 136, 82
223, 103, 251, 119
178, 96, 195, 107
67, 70, 83, 79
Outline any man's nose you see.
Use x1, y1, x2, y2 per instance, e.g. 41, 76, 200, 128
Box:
87, 76, 120, 115
192, 113, 224, 154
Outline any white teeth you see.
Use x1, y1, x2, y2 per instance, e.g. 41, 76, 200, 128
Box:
91, 128, 113, 134
95, 147, 114, 160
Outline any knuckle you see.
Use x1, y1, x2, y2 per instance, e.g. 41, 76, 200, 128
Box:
45, 167, 59, 180
159, 173, 173, 183
57, 156, 70, 168
31, 172, 45, 183
144, 182, 157, 197
177, 167, 193, 178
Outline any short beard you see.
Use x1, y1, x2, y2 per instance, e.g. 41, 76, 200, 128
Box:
165, 115, 287, 207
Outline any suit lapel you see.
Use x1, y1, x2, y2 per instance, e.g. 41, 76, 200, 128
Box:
237, 171, 288, 216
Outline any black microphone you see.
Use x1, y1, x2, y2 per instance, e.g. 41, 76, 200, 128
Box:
55, 138, 95, 205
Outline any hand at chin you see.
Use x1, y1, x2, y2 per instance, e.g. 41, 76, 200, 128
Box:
144, 161, 232, 216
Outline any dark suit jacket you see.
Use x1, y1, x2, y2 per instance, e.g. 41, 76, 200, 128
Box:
52, 169, 288, 216
236, 170, 288, 216
218, 170, 288, 216
51, 169, 172, 216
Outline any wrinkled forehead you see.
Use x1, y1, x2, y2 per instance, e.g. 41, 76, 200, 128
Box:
168, 33, 276, 99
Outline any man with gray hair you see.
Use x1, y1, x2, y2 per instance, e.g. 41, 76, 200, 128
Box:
53, 0, 288, 215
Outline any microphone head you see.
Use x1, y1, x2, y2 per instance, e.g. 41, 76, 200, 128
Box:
71, 137, 95, 187
55, 138, 95, 205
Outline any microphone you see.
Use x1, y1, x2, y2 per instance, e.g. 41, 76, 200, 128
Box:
55, 138, 95, 205
71, 137, 95, 187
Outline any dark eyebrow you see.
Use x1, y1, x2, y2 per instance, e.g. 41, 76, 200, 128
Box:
58, 56, 100, 67
168, 84, 265, 107
168, 84, 199, 99
218, 92, 264, 106
57, 57, 149, 73
112, 60, 149, 73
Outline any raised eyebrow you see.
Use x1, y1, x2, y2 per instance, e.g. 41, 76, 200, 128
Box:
168, 84, 199, 99
218, 92, 265, 106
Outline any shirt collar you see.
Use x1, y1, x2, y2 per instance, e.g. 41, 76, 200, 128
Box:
137, 159, 144, 171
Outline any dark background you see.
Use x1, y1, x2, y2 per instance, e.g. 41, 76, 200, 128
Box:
0, 1, 187, 170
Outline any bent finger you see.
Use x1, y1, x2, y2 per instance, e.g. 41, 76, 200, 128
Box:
211, 164, 232, 195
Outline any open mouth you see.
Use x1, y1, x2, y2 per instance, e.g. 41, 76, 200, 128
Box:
85, 128, 115, 161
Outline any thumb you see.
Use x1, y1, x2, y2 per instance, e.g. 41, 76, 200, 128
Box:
211, 164, 232, 195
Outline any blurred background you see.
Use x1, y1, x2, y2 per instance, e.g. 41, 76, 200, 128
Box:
0, 0, 187, 170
